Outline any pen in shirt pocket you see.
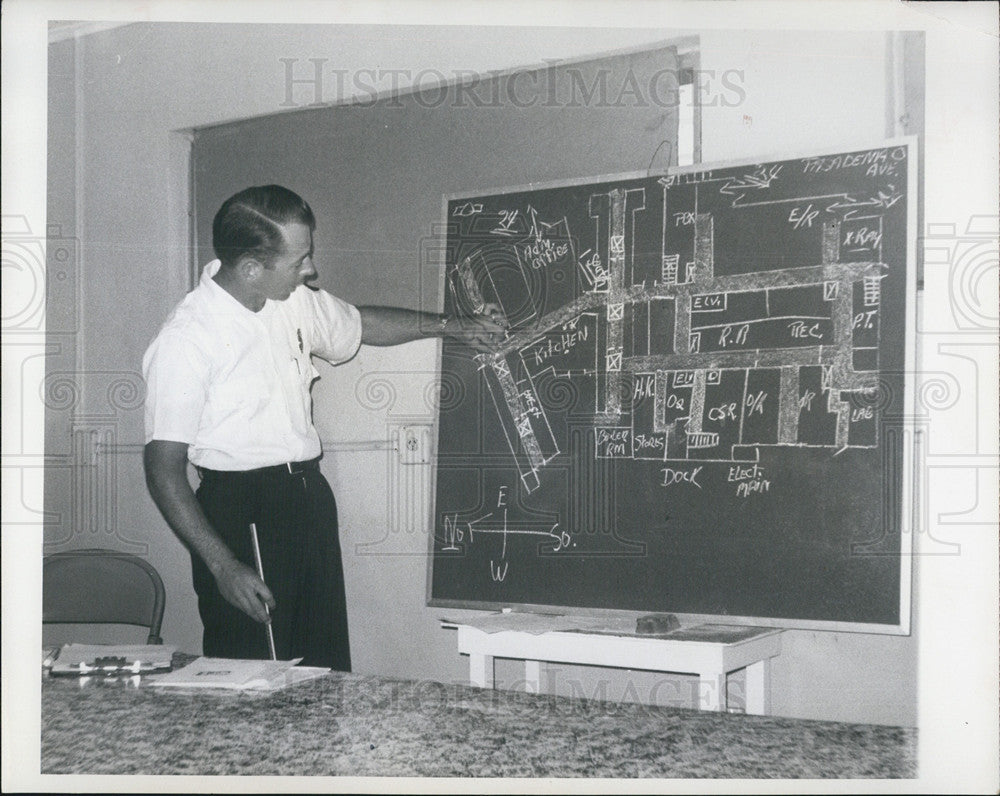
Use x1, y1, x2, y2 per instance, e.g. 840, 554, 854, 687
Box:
292, 328, 305, 374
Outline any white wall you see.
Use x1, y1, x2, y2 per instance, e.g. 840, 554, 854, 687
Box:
46, 21, 930, 727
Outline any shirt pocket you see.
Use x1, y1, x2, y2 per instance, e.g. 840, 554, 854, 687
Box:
286, 355, 319, 423
290, 354, 319, 390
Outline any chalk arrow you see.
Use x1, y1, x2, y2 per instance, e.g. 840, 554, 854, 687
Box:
527, 204, 541, 241
732, 192, 848, 210
718, 164, 784, 197
826, 188, 902, 216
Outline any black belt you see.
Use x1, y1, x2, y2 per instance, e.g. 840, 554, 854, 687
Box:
197, 458, 321, 479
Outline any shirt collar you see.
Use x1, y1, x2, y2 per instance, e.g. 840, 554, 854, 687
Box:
200, 259, 270, 316
201, 258, 222, 283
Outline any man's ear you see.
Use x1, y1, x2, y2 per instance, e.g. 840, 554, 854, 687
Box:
237, 256, 266, 282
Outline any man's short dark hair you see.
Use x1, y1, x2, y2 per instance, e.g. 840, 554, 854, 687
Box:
212, 185, 316, 268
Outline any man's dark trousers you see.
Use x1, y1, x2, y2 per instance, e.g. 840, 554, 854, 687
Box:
192, 464, 351, 670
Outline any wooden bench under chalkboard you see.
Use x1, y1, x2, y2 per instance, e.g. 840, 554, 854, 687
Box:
441, 616, 783, 714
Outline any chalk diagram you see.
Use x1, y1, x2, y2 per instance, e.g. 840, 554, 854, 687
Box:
450, 149, 904, 496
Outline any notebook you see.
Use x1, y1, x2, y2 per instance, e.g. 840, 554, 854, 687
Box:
147, 656, 330, 691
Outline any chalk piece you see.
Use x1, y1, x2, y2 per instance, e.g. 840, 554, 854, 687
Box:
501, 607, 512, 614
635, 614, 680, 635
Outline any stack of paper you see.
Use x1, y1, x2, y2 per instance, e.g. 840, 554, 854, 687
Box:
147, 657, 330, 691
49, 643, 176, 676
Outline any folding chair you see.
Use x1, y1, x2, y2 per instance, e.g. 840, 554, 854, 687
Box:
43, 548, 166, 644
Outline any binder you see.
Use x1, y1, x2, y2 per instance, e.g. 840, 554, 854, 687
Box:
48, 643, 176, 676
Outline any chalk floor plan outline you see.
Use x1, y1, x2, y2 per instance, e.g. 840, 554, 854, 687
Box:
451, 148, 904, 493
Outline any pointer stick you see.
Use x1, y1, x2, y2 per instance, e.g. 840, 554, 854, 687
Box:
249, 522, 277, 660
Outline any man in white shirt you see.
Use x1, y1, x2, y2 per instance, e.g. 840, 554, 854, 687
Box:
143, 185, 505, 669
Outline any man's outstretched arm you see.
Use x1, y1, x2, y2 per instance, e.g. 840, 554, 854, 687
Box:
143, 440, 275, 623
358, 304, 507, 351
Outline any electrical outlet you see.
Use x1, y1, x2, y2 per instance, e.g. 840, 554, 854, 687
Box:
399, 424, 432, 465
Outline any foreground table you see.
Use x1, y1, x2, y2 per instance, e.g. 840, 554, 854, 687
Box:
40, 662, 915, 778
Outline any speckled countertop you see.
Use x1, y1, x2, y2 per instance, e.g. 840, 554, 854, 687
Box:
41, 665, 915, 778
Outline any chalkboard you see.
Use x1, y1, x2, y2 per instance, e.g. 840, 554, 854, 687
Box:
429, 140, 916, 633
